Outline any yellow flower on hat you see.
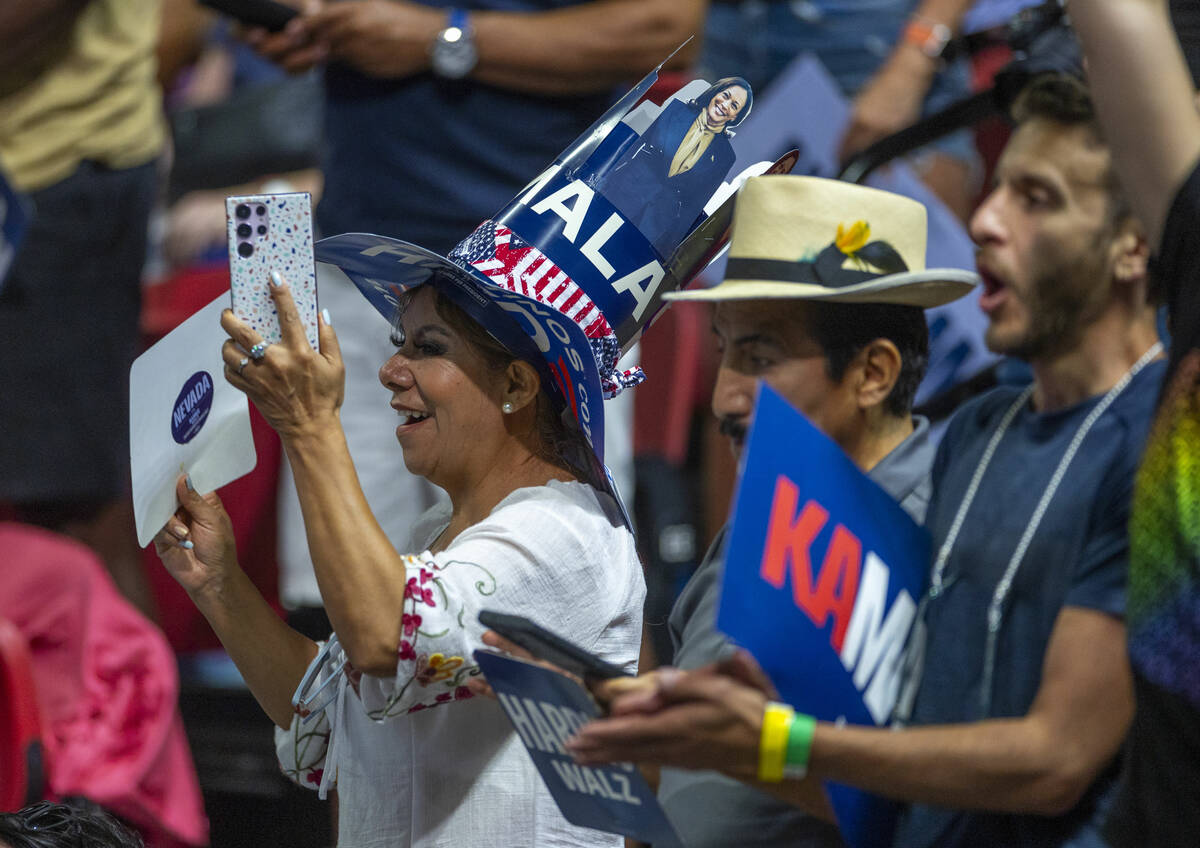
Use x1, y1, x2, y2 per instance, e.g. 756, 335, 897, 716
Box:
835, 220, 870, 255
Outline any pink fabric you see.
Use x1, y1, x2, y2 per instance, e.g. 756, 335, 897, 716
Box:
0, 523, 208, 846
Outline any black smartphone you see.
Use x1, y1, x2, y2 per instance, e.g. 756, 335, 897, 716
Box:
478, 610, 629, 680
199, 0, 298, 32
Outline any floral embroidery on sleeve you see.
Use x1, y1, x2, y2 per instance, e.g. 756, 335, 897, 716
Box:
275, 689, 331, 789
362, 553, 496, 720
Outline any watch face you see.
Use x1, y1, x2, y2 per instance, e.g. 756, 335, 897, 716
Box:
433, 28, 478, 79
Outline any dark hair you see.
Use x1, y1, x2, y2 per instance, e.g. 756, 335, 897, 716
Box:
688, 76, 753, 128
1010, 73, 1132, 225
0, 801, 143, 848
389, 283, 599, 487
802, 301, 930, 417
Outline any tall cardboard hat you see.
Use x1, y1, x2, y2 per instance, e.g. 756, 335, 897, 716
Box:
665, 175, 979, 307
314, 65, 783, 493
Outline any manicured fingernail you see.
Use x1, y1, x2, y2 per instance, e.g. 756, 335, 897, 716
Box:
321, 308, 332, 326
173, 523, 190, 537
180, 540, 194, 550
185, 475, 195, 492
270, 270, 284, 287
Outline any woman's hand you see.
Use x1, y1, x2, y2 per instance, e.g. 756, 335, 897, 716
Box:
221, 272, 344, 441
154, 475, 242, 599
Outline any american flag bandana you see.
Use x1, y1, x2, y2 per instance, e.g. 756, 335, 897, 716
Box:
450, 221, 646, 399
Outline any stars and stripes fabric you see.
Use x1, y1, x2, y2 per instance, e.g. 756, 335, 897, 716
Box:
450, 221, 645, 398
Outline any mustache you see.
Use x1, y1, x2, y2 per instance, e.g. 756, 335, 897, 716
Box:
718, 417, 747, 442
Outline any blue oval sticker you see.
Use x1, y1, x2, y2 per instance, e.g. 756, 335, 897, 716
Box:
171, 371, 215, 444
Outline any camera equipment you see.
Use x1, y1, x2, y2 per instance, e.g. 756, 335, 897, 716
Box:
838, 0, 1077, 184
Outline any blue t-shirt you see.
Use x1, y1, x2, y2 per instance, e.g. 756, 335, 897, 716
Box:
894, 358, 1167, 848
319, 0, 611, 253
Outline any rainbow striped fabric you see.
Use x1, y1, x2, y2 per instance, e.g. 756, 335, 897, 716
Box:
1127, 349, 1200, 707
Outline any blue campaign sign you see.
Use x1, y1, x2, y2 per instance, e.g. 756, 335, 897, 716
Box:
0, 167, 30, 292
473, 651, 682, 847
717, 384, 931, 848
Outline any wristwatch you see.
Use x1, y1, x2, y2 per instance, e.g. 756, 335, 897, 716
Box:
431, 8, 478, 80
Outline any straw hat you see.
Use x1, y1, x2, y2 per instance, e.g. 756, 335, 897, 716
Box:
664, 175, 978, 308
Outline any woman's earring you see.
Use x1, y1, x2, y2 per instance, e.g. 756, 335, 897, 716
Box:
502, 402, 514, 414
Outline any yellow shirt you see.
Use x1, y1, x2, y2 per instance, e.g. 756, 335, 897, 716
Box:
0, 0, 165, 192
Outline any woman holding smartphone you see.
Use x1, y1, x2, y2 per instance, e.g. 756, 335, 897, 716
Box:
154, 267, 644, 847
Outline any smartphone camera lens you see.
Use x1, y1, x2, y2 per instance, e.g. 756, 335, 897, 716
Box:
256, 224, 267, 235
238, 242, 254, 258
235, 204, 251, 220
237, 223, 252, 238
256, 205, 266, 216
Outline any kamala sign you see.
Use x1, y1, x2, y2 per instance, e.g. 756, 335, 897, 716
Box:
718, 384, 931, 848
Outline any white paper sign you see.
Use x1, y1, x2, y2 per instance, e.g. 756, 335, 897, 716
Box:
130, 293, 257, 546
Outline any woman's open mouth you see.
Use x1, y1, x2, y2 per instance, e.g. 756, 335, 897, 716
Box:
393, 405, 432, 432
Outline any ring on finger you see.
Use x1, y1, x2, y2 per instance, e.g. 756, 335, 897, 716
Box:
237, 356, 249, 375
249, 341, 270, 361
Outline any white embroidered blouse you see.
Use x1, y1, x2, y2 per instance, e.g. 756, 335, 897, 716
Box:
275, 480, 645, 847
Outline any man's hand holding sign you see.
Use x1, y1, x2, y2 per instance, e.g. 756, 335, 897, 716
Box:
569, 384, 928, 848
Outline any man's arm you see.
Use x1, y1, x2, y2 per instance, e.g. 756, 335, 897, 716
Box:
253, 0, 706, 94
1070, 0, 1200, 248
471, 0, 706, 94
158, 0, 216, 88
803, 607, 1131, 813
0, 0, 89, 77
570, 606, 1133, 816
838, 0, 974, 162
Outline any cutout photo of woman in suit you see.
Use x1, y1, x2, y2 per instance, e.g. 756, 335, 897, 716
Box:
603, 77, 753, 256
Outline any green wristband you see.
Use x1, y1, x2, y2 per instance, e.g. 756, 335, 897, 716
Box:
784, 712, 816, 778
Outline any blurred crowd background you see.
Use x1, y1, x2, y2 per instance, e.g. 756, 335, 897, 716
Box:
0, 1, 1180, 846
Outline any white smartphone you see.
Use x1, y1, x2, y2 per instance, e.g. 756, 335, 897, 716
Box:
226, 192, 319, 349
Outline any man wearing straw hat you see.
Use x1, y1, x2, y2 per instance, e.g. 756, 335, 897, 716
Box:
602, 171, 976, 848
567, 74, 1167, 848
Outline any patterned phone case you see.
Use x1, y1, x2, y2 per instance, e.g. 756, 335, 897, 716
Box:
226, 192, 319, 348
